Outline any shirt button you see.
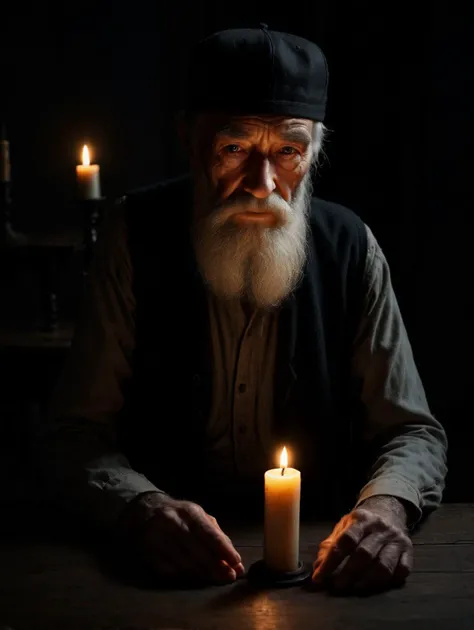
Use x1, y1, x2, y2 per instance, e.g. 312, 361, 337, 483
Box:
238, 383, 246, 394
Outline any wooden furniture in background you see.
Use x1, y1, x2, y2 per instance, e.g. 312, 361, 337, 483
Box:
0, 202, 108, 470
0, 228, 82, 332
0, 321, 74, 350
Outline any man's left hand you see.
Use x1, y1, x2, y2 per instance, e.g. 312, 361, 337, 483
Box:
312, 496, 413, 593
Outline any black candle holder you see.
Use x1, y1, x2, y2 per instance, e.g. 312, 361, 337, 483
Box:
78, 196, 107, 271
0, 220, 27, 248
80, 196, 106, 246
247, 559, 312, 588
0, 200, 27, 248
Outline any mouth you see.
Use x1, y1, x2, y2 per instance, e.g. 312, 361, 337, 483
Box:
231, 211, 277, 227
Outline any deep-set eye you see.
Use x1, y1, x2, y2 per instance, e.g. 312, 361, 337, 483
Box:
279, 146, 298, 155
223, 144, 242, 154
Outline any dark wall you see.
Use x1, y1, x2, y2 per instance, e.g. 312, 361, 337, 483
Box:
1, 3, 473, 499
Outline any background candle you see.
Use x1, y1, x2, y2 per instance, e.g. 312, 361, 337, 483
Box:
0, 123, 11, 182
76, 144, 101, 199
263, 446, 301, 573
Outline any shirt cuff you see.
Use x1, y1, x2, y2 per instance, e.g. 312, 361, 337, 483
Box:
354, 476, 423, 526
87, 471, 161, 530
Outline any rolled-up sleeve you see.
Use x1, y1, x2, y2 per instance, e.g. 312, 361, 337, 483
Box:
36, 199, 160, 530
352, 226, 448, 524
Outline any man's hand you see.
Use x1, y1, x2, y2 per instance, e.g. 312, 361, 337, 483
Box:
118, 492, 245, 585
312, 496, 413, 593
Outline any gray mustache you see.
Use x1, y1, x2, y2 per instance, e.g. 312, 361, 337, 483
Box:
211, 193, 291, 228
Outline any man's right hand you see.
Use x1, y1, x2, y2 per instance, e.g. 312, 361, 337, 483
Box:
118, 491, 245, 584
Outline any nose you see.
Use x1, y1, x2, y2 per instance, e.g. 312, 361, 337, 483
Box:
243, 154, 276, 199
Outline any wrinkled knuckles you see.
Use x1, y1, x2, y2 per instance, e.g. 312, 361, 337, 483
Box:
353, 508, 373, 522
338, 529, 360, 549
399, 534, 412, 549
353, 544, 378, 563
175, 502, 201, 520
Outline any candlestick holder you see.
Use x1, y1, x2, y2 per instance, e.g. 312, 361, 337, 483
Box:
78, 196, 107, 271
247, 559, 312, 588
0, 193, 28, 249
0, 218, 27, 248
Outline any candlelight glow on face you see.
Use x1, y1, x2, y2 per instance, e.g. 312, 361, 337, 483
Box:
82, 144, 91, 166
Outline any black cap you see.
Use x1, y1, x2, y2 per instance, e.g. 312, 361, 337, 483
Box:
183, 24, 328, 122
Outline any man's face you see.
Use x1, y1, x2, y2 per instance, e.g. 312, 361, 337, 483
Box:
190, 114, 315, 308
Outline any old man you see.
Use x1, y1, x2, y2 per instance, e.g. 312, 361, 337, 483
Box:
40, 24, 447, 593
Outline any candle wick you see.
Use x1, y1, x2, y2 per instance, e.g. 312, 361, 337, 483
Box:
281, 467, 285, 476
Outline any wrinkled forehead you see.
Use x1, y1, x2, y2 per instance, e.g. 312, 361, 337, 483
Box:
196, 112, 314, 144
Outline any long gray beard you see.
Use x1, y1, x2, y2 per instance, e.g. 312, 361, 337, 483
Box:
192, 173, 313, 309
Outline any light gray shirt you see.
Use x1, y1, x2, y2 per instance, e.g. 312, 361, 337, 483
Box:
39, 202, 448, 530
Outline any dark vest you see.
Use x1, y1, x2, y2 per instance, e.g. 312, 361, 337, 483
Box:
118, 175, 369, 519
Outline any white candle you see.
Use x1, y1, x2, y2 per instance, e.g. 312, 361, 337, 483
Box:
76, 144, 101, 199
263, 446, 301, 572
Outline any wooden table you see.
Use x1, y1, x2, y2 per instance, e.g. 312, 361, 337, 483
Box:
0, 503, 473, 630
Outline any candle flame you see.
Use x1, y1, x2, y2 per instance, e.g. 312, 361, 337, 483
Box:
280, 446, 288, 470
82, 144, 90, 166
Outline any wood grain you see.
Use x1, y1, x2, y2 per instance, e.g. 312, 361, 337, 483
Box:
0, 503, 473, 630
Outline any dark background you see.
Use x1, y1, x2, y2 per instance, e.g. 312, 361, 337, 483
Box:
1, 3, 472, 501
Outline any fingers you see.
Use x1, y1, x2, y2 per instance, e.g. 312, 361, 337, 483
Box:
311, 508, 414, 593
164, 511, 233, 583
352, 542, 412, 592
207, 514, 220, 528
185, 504, 242, 569
312, 517, 366, 583
143, 505, 230, 583
142, 510, 201, 580
392, 549, 413, 586
206, 514, 245, 577
133, 499, 243, 584
332, 531, 389, 590
234, 562, 246, 578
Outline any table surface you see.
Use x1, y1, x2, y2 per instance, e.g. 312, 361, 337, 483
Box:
0, 321, 74, 350
0, 503, 473, 630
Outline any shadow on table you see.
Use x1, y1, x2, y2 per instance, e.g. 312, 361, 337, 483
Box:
92, 542, 208, 591
0, 496, 260, 592
93, 538, 259, 593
